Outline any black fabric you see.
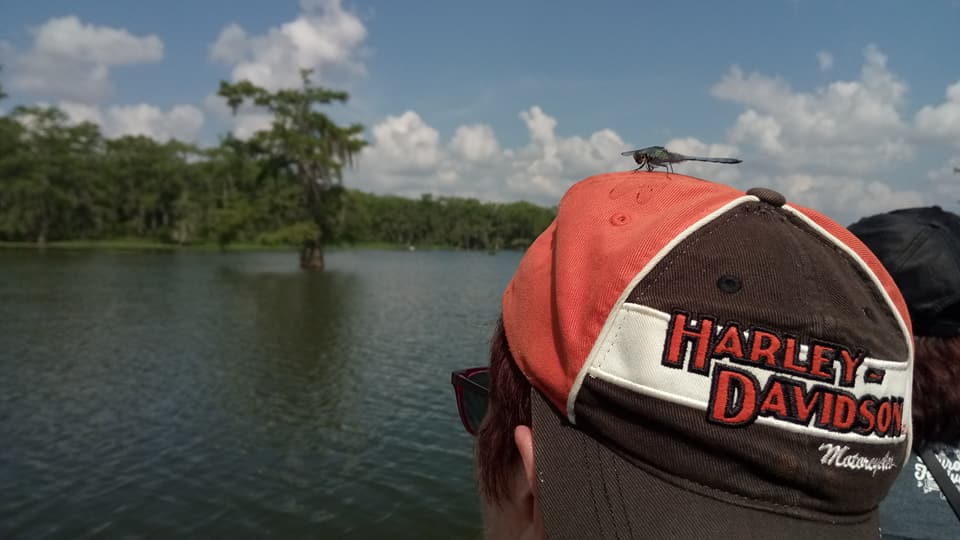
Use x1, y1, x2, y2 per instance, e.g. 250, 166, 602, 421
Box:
879, 446, 960, 539
920, 447, 960, 523
531, 389, 882, 540
848, 206, 960, 337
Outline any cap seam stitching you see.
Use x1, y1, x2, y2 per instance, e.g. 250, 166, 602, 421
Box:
890, 226, 930, 275
613, 457, 636, 538
595, 312, 625, 373
566, 195, 759, 423
782, 211, 905, 349
597, 442, 623, 540
586, 432, 607, 538
637, 204, 904, 360
638, 205, 750, 296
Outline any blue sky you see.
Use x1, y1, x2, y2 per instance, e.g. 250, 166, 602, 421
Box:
2, 0, 959, 223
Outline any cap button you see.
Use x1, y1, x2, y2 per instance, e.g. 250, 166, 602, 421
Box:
746, 187, 786, 207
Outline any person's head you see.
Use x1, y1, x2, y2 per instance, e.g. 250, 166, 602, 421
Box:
849, 206, 960, 451
452, 171, 915, 539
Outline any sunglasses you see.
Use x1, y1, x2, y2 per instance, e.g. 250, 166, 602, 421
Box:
451, 367, 490, 435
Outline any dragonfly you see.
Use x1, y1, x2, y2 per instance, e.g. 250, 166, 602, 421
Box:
621, 146, 742, 172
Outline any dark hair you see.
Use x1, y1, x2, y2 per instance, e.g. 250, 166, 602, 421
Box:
475, 315, 531, 504
911, 335, 960, 452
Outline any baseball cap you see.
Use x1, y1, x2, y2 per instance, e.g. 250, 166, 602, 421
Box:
848, 206, 960, 337
501, 171, 914, 539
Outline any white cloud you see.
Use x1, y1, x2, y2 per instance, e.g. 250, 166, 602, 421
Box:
367, 111, 442, 172
3, 16, 195, 143
231, 112, 273, 140
694, 43, 941, 221
350, 111, 455, 196
659, 137, 744, 184
209, 24, 248, 66
728, 110, 784, 154
757, 173, 926, 223
30, 16, 162, 65
927, 157, 960, 183
60, 101, 205, 142
9, 16, 163, 103
57, 101, 104, 125
521, 106, 558, 146
712, 44, 912, 176
343, 43, 936, 225
817, 51, 834, 72
450, 124, 500, 162
106, 104, 204, 142
349, 106, 625, 203
925, 156, 960, 204
206, 0, 368, 139
210, 0, 367, 91
345, 102, 924, 224
203, 92, 273, 140
915, 81, 960, 142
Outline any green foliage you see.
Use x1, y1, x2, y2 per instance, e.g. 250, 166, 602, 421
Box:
337, 191, 555, 250
0, 106, 104, 243
217, 69, 367, 249
255, 222, 318, 246
100, 135, 204, 242
0, 78, 557, 252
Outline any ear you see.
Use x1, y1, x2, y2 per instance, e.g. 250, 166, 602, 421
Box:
514, 425, 545, 537
515, 425, 538, 494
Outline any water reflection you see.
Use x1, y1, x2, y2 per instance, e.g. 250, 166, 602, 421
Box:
214, 266, 360, 431
0, 249, 518, 539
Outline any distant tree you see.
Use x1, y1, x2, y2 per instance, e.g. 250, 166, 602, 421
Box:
0, 110, 27, 241
1, 106, 104, 243
0, 76, 557, 251
0, 65, 7, 102
217, 69, 367, 270
99, 135, 203, 242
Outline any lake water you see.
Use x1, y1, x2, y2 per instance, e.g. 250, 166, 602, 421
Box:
2, 248, 947, 540
0, 248, 521, 539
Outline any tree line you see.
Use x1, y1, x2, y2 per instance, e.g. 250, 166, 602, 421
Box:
0, 69, 556, 266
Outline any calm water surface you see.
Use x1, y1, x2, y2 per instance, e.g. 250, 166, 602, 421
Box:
1, 248, 521, 539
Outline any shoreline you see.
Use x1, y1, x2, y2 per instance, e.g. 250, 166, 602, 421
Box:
0, 240, 513, 253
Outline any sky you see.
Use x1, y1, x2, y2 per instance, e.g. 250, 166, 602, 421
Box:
1, 0, 959, 225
